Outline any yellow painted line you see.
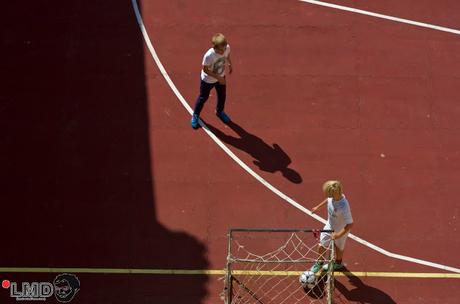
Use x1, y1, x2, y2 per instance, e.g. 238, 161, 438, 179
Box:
335, 272, 460, 279
0, 268, 223, 275
232, 270, 460, 278
0, 268, 460, 278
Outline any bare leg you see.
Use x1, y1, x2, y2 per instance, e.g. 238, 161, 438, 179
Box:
310, 243, 327, 273
335, 245, 344, 261
317, 243, 327, 261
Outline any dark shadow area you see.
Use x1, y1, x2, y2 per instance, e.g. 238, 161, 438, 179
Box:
334, 267, 396, 304
205, 121, 302, 184
1, 1, 208, 303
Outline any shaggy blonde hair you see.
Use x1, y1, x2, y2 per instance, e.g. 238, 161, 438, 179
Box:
211, 33, 227, 49
322, 180, 343, 197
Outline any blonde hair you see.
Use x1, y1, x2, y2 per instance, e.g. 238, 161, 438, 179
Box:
211, 33, 227, 49
322, 180, 343, 197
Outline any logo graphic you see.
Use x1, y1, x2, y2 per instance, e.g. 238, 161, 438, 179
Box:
53, 274, 80, 303
213, 57, 226, 74
3, 273, 80, 302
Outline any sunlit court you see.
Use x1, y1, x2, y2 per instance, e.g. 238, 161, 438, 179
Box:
2, 0, 460, 303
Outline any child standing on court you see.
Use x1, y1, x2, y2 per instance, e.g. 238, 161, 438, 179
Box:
311, 180, 354, 272
191, 33, 233, 129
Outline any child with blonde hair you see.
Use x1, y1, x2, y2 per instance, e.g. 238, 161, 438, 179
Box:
311, 180, 354, 272
191, 33, 233, 129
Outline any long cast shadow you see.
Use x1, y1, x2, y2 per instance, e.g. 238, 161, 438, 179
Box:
334, 267, 396, 303
1, 1, 208, 303
206, 121, 302, 184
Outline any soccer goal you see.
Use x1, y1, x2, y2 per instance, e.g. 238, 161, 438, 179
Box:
223, 228, 335, 304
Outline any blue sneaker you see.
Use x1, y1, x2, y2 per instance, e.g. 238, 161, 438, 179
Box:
191, 114, 200, 129
216, 111, 231, 124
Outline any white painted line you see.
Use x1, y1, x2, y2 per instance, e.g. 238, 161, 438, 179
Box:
299, 0, 460, 36
131, 0, 460, 274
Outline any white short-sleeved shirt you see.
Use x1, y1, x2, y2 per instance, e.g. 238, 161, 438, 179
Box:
324, 195, 353, 232
200, 45, 231, 84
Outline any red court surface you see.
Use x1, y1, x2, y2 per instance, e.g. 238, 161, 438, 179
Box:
2, 0, 460, 303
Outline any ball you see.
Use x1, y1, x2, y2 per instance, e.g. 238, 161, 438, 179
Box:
299, 271, 316, 288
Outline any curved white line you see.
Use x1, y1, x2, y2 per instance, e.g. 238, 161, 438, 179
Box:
131, 0, 460, 274
300, 0, 460, 36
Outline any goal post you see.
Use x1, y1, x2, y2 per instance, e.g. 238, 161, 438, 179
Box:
224, 228, 335, 304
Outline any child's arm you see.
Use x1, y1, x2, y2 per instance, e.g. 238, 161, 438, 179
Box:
227, 54, 233, 74
203, 65, 226, 84
332, 223, 353, 240
311, 198, 328, 214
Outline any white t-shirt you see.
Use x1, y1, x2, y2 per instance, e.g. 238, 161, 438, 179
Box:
200, 45, 231, 84
324, 195, 353, 232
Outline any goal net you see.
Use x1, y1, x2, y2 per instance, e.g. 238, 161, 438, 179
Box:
223, 228, 335, 304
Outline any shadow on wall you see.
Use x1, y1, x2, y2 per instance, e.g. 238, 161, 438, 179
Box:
206, 121, 302, 184
1, 1, 208, 303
